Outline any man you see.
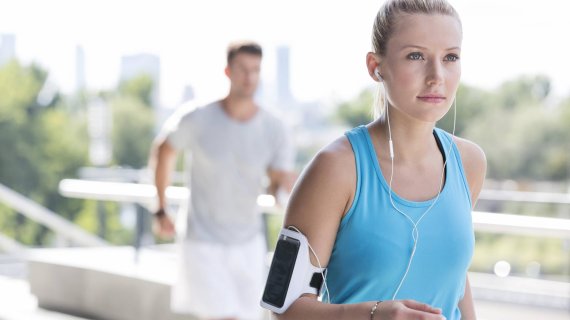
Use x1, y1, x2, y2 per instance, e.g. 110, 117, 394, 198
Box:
150, 41, 295, 320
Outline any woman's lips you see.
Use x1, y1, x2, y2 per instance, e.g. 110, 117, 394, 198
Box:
417, 95, 446, 103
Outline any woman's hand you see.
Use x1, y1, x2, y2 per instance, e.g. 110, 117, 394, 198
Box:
374, 300, 446, 320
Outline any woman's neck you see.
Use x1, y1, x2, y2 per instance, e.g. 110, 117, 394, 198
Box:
370, 113, 437, 163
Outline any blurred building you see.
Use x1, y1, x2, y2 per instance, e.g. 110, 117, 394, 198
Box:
119, 53, 161, 108
276, 46, 293, 105
119, 53, 163, 132
87, 98, 112, 166
180, 84, 195, 104
76, 45, 86, 92
0, 34, 15, 66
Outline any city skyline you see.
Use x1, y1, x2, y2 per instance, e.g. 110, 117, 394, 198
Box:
1, 0, 569, 108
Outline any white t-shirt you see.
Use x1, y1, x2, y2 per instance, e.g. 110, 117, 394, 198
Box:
162, 101, 294, 243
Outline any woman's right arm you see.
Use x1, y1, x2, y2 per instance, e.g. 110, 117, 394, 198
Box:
277, 137, 372, 320
275, 137, 446, 320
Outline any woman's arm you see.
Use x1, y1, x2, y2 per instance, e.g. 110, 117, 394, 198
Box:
275, 137, 445, 320
455, 137, 487, 320
458, 276, 476, 319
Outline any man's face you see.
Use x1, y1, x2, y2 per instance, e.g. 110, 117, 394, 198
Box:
227, 53, 262, 99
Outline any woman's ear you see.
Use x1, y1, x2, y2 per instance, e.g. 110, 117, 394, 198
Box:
366, 52, 383, 82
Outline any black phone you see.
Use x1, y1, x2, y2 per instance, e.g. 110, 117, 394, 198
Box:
261, 235, 301, 308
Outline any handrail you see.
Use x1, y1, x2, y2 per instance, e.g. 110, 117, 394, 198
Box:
479, 189, 570, 204
0, 233, 25, 253
472, 211, 570, 239
59, 179, 188, 210
0, 183, 108, 247
59, 179, 570, 239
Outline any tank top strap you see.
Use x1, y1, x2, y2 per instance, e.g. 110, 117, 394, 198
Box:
343, 125, 377, 226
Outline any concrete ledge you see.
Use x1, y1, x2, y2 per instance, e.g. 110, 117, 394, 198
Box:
27, 246, 196, 320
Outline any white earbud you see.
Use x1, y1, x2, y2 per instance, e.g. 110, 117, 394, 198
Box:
374, 68, 383, 82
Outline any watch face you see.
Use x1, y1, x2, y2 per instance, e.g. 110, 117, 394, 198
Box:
262, 236, 300, 308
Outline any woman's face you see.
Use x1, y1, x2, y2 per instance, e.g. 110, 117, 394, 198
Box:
379, 13, 462, 123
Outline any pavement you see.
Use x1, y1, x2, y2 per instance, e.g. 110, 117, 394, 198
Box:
1, 275, 568, 320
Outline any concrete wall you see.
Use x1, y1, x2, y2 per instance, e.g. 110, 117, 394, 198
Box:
27, 246, 196, 320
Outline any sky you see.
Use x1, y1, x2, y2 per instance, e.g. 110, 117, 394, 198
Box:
1, 0, 569, 108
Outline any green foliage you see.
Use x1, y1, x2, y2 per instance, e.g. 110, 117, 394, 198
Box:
496, 75, 551, 110
110, 74, 156, 168
335, 75, 570, 181
0, 61, 46, 124
74, 200, 133, 245
0, 61, 89, 246
118, 74, 154, 107
471, 233, 567, 279
111, 93, 155, 169
334, 88, 375, 127
462, 84, 569, 181
0, 62, 160, 247
437, 84, 492, 136
265, 211, 285, 249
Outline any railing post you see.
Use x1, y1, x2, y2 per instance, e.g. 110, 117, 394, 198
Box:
96, 201, 107, 239
134, 203, 154, 262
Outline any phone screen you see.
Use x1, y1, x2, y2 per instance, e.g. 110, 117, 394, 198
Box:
261, 236, 300, 308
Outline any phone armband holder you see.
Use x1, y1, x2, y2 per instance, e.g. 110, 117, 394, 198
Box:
260, 227, 325, 314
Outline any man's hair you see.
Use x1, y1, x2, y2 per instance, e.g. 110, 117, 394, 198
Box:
227, 41, 263, 65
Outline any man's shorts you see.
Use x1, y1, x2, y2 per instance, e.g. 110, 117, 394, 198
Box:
171, 234, 267, 320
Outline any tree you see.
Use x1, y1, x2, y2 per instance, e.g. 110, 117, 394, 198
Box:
496, 75, 551, 110
111, 74, 156, 168
118, 74, 154, 107
0, 61, 88, 246
334, 87, 375, 127
111, 96, 155, 168
461, 75, 568, 181
437, 83, 492, 136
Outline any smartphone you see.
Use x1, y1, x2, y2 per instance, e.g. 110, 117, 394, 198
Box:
261, 235, 301, 308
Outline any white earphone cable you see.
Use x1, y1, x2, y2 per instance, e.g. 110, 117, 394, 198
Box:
383, 86, 457, 300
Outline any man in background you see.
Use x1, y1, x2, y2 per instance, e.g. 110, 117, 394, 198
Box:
149, 41, 295, 320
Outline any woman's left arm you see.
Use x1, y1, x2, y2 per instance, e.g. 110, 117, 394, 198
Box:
458, 275, 476, 319
455, 137, 487, 320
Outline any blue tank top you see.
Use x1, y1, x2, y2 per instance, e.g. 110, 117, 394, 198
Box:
325, 126, 474, 320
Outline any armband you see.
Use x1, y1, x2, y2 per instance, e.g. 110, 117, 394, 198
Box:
260, 227, 325, 314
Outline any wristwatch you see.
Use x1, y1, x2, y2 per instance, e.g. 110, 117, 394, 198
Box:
155, 208, 166, 218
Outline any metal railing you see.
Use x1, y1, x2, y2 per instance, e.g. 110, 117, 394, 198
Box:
479, 189, 570, 204
58, 179, 570, 238
56, 179, 570, 310
0, 183, 108, 250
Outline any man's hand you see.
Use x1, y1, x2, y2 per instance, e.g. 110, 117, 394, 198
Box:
153, 208, 176, 239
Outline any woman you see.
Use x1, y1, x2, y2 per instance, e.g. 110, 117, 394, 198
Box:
274, 0, 486, 319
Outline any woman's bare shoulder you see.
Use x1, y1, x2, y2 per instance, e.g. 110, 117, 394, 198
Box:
453, 136, 487, 204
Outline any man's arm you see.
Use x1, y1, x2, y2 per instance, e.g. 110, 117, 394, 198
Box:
267, 168, 296, 200
149, 137, 178, 237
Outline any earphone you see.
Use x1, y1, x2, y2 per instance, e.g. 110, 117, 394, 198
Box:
382, 78, 457, 300
374, 68, 383, 82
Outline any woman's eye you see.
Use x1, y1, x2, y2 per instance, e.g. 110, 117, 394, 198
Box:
445, 54, 460, 62
408, 52, 423, 60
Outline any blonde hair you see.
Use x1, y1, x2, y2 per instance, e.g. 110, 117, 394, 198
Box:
371, 0, 461, 117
